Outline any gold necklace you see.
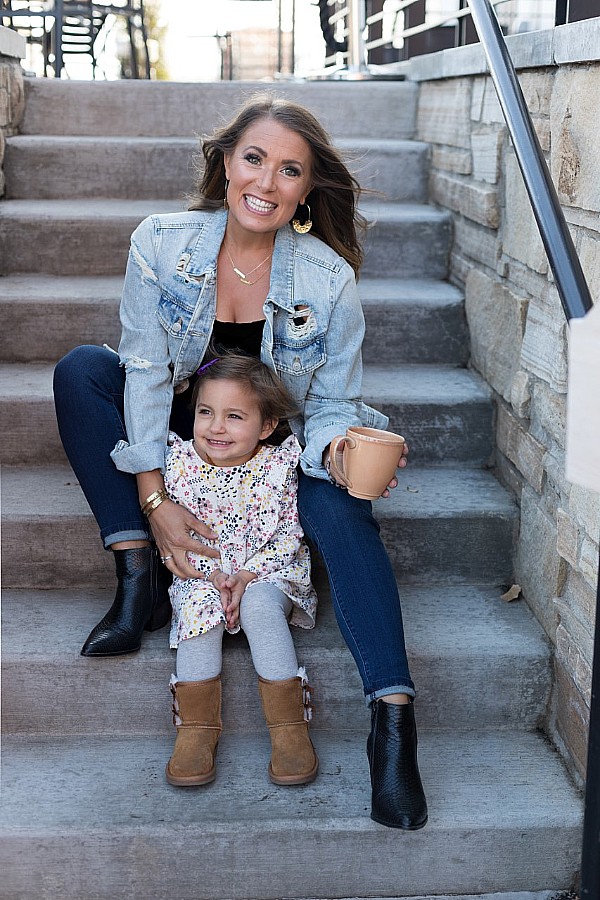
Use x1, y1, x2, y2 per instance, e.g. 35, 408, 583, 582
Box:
224, 242, 273, 286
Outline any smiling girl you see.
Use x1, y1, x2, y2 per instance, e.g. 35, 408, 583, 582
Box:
163, 352, 318, 788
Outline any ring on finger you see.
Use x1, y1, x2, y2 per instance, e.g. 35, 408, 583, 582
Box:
160, 555, 174, 563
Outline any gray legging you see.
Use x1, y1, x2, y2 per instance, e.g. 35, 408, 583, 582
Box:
176, 581, 299, 682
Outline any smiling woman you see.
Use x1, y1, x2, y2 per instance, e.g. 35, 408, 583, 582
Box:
53, 91, 427, 829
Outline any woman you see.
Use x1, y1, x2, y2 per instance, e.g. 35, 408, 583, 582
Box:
53, 92, 427, 830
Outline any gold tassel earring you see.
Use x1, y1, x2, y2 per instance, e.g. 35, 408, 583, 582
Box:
223, 179, 229, 210
292, 203, 312, 234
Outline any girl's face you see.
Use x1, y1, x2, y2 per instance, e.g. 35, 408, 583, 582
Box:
193, 378, 276, 467
224, 118, 312, 238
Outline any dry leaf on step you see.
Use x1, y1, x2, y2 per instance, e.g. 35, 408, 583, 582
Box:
500, 584, 522, 602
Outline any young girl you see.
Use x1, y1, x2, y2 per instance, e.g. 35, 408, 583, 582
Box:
162, 353, 318, 788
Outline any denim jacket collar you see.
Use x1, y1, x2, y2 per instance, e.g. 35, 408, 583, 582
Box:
184, 208, 227, 277
183, 209, 296, 315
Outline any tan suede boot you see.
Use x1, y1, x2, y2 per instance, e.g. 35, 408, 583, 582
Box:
166, 675, 222, 786
258, 668, 319, 785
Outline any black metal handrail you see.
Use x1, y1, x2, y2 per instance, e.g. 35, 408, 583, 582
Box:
465, 3, 597, 898
467, 1, 592, 322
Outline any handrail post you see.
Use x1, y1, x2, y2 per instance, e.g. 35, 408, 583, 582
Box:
54, 0, 63, 77
347, 0, 367, 74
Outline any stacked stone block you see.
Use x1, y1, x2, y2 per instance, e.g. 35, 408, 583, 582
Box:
0, 26, 25, 198
413, 28, 600, 783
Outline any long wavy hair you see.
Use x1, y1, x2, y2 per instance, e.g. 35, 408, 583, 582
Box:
188, 92, 366, 276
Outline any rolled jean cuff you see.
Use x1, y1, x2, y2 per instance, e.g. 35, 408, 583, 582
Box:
102, 528, 151, 549
366, 684, 416, 706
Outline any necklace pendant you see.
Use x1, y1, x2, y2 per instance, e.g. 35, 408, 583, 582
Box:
233, 266, 247, 281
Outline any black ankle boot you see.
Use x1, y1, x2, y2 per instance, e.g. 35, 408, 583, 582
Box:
81, 547, 172, 657
367, 699, 428, 830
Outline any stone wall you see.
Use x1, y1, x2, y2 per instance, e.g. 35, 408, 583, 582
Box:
0, 26, 25, 198
409, 22, 600, 784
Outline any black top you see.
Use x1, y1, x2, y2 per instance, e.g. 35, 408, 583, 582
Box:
211, 319, 265, 358
171, 321, 268, 440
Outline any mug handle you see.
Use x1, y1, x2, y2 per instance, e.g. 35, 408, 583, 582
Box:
328, 434, 356, 488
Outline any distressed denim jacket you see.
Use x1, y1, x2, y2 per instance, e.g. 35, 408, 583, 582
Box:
111, 209, 388, 480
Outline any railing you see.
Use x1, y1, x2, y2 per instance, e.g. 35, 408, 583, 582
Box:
318, 0, 598, 74
321, 1, 600, 895
0, 0, 150, 77
443, 4, 598, 896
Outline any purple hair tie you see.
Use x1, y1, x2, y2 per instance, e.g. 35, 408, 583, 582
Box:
196, 357, 221, 376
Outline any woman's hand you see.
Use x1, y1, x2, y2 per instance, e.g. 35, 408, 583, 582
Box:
148, 498, 219, 580
380, 440, 409, 498
325, 439, 410, 497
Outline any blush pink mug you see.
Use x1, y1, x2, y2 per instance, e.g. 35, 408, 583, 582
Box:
328, 426, 405, 500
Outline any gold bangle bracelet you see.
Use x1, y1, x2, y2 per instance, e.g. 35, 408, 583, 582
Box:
141, 488, 166, 508
141, 489, 168, 517
144, 496, 167, 517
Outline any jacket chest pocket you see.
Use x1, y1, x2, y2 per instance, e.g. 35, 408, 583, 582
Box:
272, 304, 326, 376
272, 333, 326, 377
157, 290, 203, 338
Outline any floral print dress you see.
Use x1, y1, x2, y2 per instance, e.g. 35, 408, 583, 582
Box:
164, 433, 317, 648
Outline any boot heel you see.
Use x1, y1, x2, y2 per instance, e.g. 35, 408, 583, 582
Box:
145, 598, 172, 632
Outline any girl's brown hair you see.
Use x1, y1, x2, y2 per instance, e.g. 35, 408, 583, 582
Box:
188, 92, 366, 276
191, 352, 298, 447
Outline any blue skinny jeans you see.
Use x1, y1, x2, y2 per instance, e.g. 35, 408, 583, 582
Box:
53, 345, 415, 702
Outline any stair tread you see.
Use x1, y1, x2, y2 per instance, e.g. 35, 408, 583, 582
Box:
0, 272, 462, 305
0, 729, 581, 834
0, 197, 183, 219
359, 276, 463, 304
0, 463, 515, 520
20, 78, 419, 140
6, 134, 198, 147
1, 584, 549, 661
0, 360, 490, 404
0, 273, 124, 300
363, 364, 490, 401
0, 197, 448, 221
7, 134, 429, 151
0, 730, 581, 896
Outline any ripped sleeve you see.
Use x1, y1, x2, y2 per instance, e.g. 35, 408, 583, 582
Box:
110, 219, 174, 475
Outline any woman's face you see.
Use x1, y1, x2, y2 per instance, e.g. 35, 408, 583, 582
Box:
224, 118, 313, 238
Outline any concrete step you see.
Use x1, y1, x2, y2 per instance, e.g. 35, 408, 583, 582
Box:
4, 136, 199, 201
361, 202, 451, 279
375, 466, 517, 583
0, 200, 451, 277
0, 199, 181, 276
3, 135, 430, 203
0, 730, 582, 899
360, 277, 468, 366
0, 465, 516, 589
0, 362, 491, 466
362, 364, 493, 465
20, 78, 419, 140
0, 275, 123, 363
1, 583, 551, 736
0, 275, 467, 366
